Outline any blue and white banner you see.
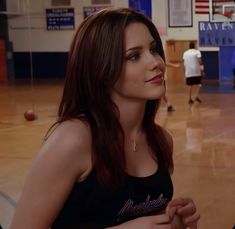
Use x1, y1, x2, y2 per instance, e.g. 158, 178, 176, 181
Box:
198, 21, 235, 47
46, 8, 75, 30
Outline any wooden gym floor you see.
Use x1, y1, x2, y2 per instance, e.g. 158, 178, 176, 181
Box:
0, 79, 235, 229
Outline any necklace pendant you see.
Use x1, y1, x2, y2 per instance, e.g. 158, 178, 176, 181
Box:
133, 141, 137, 152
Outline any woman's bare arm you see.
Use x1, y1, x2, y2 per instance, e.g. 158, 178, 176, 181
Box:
10, 120, 92, 229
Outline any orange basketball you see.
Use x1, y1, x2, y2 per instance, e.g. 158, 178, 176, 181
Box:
24, 110, 36, 121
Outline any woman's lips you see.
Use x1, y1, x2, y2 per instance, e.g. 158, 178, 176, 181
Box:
145, 74, 164, 84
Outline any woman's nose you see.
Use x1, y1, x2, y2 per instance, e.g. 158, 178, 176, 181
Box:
145, 52, 162, 70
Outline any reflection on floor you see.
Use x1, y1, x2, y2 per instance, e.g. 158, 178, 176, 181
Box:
0, 80, 235, 229
202, 81, 235, 94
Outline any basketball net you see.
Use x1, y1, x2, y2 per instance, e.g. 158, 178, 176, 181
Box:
223, 9, 234, 19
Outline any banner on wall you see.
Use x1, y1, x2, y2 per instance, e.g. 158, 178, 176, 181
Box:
198, 21, 235, 46
83, 6, 109, 18
128, 0, 151, 19
46, 8, 75, 30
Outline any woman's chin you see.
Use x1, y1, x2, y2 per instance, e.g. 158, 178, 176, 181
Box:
148, 89, 165, 100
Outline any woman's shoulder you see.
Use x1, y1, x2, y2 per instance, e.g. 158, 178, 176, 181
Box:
45, 119, 92, 151
53, 119, 91, 140
38, 119, 92, 180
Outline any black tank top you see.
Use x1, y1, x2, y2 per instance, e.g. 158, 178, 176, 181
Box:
51, 162, 173, 229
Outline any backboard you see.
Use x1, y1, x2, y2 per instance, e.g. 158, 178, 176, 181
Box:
209, 0, 235, 22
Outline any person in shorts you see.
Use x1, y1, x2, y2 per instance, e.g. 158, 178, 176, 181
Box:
183, 42, 204, 104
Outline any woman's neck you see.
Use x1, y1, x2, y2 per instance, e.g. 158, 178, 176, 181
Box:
119, 102, 145, 138
111, 92, 147, 143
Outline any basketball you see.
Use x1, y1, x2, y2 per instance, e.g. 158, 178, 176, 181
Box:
24, 110, 36, 121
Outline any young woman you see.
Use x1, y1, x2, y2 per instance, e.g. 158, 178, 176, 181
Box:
10, 8, 200, 229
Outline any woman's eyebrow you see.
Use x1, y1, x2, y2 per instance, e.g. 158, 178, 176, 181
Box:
125, 40, 156, 53
125, 46, 142, 53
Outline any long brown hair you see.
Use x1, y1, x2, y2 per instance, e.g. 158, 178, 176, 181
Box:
56, 8, 173, 188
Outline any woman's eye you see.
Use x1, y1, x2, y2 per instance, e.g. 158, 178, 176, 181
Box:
126, 52, 141, 61
150, 46, 159, 54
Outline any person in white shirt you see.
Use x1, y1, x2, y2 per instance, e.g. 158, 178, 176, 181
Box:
183, 42, 204, 104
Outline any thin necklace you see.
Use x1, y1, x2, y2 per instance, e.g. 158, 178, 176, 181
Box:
131, 131, 141, 152
132, 139, 138, 152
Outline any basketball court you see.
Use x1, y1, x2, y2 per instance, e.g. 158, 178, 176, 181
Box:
0, 0, 235, 228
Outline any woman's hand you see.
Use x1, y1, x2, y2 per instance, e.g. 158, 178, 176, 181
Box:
167, 198, 200, 229
107, 212, 176, 229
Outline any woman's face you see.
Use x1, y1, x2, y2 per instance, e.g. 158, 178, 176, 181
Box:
112, 22, 165, 102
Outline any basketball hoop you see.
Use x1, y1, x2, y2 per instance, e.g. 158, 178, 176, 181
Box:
223, 9, 234, 19
210, 0, 235, 22
222, 3, 235, 20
